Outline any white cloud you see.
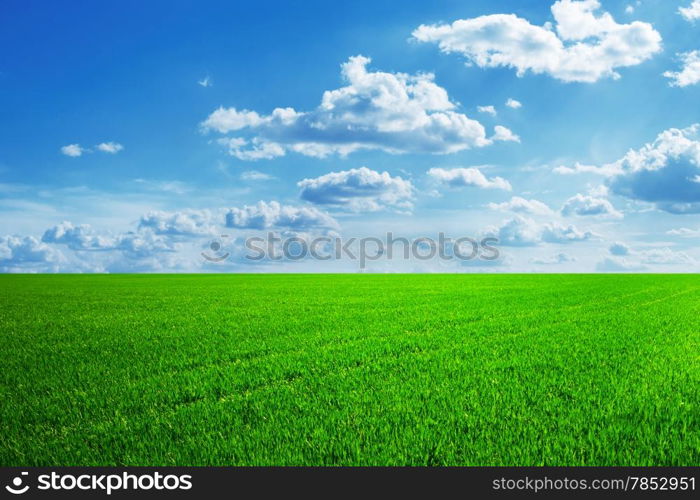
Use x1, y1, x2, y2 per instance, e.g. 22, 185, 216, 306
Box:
664, 51, 700, 87
492, 216, 541, 246
0, 235, 63, 272
680, 1, 700, 21
138, 210, 218, 236
488, 196, 554, 214
216, 137, 286, 160
225, 201, 339, 229
560, 193, 623, 218
205, 110, 266, 132
96, 142, 124, 154
556, 125, 700, 213
240, 170, 274, 181
412, 0, 661, 83
201, 55, 517, 159
61, 142, 123, 157
298, 167, 414, 212
42, 221, 117, 250
625, 5, 634, 14
42, 221, 178, 256
61, 144, 84, 157
606, 125, 700, 213
477, 105, 497, 116
492, 125, 520, 143
505, 98, 522, 109
428, 167, 512, 191
541, 221, 594, 243
488, 216, 594, 246
553, 162, 620, 175
111, 230, 178, 258
667, 227, 700, 238
198, 76, 212, 87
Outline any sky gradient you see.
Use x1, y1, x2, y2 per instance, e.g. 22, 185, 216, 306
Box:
1, 0, 700, 272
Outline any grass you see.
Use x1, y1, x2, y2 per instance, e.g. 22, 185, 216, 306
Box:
0, 274, 698, 466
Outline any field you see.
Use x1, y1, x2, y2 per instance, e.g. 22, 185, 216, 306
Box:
0, 274, 698, 466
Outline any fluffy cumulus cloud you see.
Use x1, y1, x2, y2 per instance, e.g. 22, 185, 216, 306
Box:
138, 210, 218, 236
412, 0, 661, 83
5, 201, 346, 273
492, 125, 520, 143
557, 125, 700, 213
607, 125, 700, 213
42, 221, 118, 250
0, 235, 63, 272
60, 144, 84, 157
492, 216, 542, 246
109, 231, 178, 258
541, 221, 594, 243
298, 167, 414, 212
428, 167, 511, 191
477, 105, 496, 116
33, 220, 199, 273
487, 196, 553, 215
216, 137, 286, 161
42, 221, 177, 256
560, 194, 623, 218
505, 98, 522, 109
488, 216, 594, 246
664, 51, 700, 87
680, 1, 700, 21
96, 142, 124, 154
225, 201, 339, 229
200, 56, 518, 160
4, 201, 346, 273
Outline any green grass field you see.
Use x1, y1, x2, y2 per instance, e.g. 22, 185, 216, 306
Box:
1, 274, 698, 466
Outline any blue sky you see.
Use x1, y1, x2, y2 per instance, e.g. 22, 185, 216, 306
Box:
1, 0, 700, 272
